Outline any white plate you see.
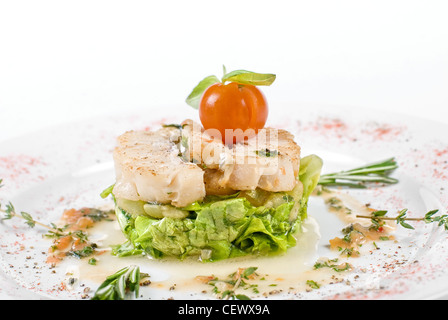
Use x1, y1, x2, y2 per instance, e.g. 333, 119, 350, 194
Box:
0, 103, 447, 300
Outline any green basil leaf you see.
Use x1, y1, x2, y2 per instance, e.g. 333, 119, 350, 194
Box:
222, 70, 276, 86
185, 75, 220, 109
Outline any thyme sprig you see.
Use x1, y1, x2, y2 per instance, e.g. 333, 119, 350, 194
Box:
0, 179, 110, 259
318, 157, 399, 188
1, 201, 101, 259
1, 200, 59, 232
357, 209, 447, 231
91, 265, 148, 300
0, 179, 49, 231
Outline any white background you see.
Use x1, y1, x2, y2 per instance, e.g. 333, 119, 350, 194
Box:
0, 0, 447, 141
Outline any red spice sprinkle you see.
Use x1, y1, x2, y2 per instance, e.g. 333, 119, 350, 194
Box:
321, 118, 347, 130
0, 154, 47, 181
364, 124, 405, 141
435, 149, 448, 157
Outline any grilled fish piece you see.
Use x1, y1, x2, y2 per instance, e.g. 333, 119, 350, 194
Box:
112, 127, 206, 208
181, 119, 301, 194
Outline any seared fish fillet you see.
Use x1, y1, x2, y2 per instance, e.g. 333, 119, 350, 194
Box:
181, 119, 301, 195
112, 127, 206, 207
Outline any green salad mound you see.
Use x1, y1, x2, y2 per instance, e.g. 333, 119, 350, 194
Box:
109, 154, 322, 262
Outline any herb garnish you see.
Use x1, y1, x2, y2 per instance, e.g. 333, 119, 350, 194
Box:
357, 209, 447, 231
67, 244, 98, 259
313, 258, 352, 272
318, 157, 398, 188
306, 280, 320, 290
203, 267, 258, 300
2, 200, 60, 233
1, 201, 112, 244
91, 265, 148, 300
0, 179, 114, 261
162, 123, 183, 129
255, 148, 279, 157
186, 66, 276, 109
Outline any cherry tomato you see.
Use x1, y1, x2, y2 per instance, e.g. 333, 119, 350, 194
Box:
199, 82, 268, 144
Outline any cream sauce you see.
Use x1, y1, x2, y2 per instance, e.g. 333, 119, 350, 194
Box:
57, 214, 335, 298
53, 189, 396, 299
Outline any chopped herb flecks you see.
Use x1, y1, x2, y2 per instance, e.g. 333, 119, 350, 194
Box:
255, 148, 279, 157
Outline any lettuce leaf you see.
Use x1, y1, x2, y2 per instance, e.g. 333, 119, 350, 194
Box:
295, 154, 324, 220
113, 154, 322, 261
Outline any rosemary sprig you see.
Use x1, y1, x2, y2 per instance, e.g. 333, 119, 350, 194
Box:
357, 209, 447, 231
91, 265, 148, 300
318, 157, 399, 188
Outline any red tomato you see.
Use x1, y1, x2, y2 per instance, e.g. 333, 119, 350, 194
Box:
199, 82, 268, 144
